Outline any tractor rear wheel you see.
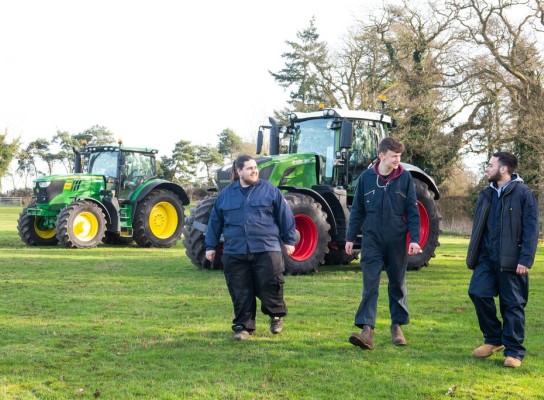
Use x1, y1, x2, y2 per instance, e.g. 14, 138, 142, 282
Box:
407, 179, 442, 270
284, 193, 331, 275
182, 195, 223, 269
17, 203, 59, 246
133, 189, 185, 248
56, 201, 107, 248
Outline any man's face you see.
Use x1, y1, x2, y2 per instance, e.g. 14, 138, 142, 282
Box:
379, 150, 402, 171
238, 159, 259, 187
485, 156, 504, 183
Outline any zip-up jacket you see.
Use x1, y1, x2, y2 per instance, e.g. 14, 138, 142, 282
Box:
466, 176, 539, 271
346, 164, 420, 244
206, 179, 296, 254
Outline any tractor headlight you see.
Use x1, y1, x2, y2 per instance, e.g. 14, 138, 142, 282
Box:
38, 181, 51, 188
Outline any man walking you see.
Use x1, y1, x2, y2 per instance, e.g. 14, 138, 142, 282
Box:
205, 155, 296, 340
467, 151, 539, 368
345, 138, 421, 350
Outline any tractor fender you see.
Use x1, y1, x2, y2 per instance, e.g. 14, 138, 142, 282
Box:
400, 163, 440, 200
130, 180, 190, 220
278, 185, 339, 236
71, 196, 115, 229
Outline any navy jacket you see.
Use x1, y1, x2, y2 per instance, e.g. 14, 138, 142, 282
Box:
466, 176, 539, 271
346, 165, 420, 244
206, 179, 296, 254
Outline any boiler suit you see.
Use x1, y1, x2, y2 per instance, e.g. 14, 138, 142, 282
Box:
346, 165, 420, 328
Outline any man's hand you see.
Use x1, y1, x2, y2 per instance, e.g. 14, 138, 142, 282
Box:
345, 241, 354, 255
516, 264, 529, 275
206, 250, 216, 262
284, 244, 295, 256
408, 242, 421, 255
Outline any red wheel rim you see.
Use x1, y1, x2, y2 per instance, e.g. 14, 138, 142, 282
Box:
291, 214, 318, 261
407, 201, 430, 250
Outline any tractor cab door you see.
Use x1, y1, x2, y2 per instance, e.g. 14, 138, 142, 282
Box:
119, 152, 156, 200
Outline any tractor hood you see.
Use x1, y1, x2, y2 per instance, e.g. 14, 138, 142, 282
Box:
33, 174, 106, 205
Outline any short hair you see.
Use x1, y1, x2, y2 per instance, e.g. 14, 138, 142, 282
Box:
493, 151, 518, 174
378, 137, 405, 154
230, 154, 255, 181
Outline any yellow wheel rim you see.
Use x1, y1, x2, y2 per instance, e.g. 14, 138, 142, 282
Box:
72, 211, 99, 242
149, 201, 178, 239
34, 217, 56, 239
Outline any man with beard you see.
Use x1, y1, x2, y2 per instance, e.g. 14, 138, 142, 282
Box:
205, 155, 296, 340
345, 137, 421, 350
467, 151, 539, 368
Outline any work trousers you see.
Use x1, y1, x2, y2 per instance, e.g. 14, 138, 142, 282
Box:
222, 251, 286, 332
354, 236, 409, 329
468, 260, 529, 360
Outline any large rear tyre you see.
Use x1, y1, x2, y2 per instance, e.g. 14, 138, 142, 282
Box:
407, 179, 442, 270
133, 190, 185, 248
17, 203, 59, 246
182, 195, 223, 270
284, 193, 331, 275
56, 201, 106, 248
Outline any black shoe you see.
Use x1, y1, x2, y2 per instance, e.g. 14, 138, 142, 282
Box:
270, 317, 283, 334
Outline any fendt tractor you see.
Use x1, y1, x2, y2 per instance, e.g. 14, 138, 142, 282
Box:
17, 140, 189, 249
183, 104, 441, 275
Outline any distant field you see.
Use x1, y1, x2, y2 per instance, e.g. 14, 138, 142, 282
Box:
1, 206, 543, 399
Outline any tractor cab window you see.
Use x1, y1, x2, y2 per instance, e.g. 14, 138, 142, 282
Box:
122, 152, 155, 190
290, 119, 337, 184
348, 120, 388, 186
88, 151, 119, 178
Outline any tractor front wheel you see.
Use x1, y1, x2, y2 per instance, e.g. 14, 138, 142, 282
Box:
17, 203, 59, 246
56, 201, 107, 248
284, 193, 331, 275
407, 179, 442, 270
133, 189, 185, 248
182, 195, 223, 269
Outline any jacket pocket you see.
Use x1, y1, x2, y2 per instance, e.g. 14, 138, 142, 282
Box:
223, 203, 243, 225
393, 191, 407, 216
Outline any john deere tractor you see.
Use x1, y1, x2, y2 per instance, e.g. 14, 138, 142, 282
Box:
18, 141, 189, 249
183, 105, 441, 274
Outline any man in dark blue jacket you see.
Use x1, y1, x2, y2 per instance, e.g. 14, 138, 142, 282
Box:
345, 138, 421, 350
205, 155, 296, 340
467, 151, 539, 368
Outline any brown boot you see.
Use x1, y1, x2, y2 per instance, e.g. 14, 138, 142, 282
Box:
391, 324, 407, 346
349, 325, 374, 350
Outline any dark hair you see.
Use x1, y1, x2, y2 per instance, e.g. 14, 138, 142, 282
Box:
378, 137, 405, 154
230, 155, 255, 181
493, 151, 518, 174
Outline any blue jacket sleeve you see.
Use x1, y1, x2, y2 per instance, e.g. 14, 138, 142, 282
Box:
405, 174, 421, 244
519, 188, 539, 268
274, 189, 296, 245
346, 175, 366, 241
205, 196, 224, 251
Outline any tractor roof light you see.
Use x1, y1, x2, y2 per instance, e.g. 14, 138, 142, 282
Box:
288, 113, 297, 121
323, 108, 336, 117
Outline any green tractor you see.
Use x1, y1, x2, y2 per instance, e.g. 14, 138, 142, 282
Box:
183, 105, 441, 274
17, 141, 189, 249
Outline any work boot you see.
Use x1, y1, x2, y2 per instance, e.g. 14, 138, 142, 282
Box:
504, 356, 522, 368
270, 317, 283, 334
390, 324, 407, 346
473, 344, 505, 358
349, 325, 374, 350
233, 330, 252, 341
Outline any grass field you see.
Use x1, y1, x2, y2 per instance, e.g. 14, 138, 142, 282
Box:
1, 206, 543, 399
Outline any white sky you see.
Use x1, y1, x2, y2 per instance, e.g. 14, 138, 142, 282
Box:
0, 0, 369, 160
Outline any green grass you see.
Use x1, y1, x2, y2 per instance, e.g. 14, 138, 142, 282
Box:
1, 206, 543, 399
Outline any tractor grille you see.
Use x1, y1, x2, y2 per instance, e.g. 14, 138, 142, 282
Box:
34, 180, 65, 203
70, 180, 83, 191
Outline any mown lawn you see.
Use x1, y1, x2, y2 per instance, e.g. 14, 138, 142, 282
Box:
0, 206, 543, 399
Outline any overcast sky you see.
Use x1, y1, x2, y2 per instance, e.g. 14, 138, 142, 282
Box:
0, 0, 371, 160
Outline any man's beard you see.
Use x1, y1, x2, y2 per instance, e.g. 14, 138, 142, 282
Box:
241, 175, 258, 186
487, 170, 501, 183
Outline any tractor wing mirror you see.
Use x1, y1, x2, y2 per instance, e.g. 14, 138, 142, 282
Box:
340, 119, 353, 148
